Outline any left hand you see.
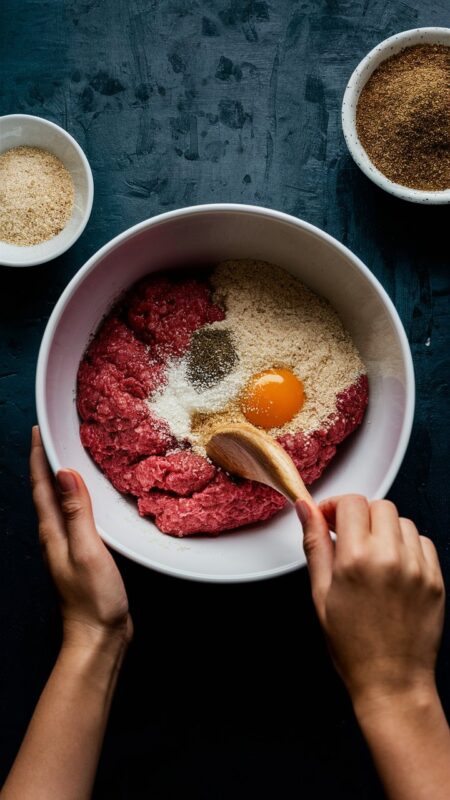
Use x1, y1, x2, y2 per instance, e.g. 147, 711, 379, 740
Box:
30, 426, 133, 652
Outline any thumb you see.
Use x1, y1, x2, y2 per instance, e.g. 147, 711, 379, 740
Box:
57, 469, 101, 561
296, 499, 334, 623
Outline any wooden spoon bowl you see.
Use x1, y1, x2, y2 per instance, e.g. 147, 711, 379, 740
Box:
206, 422, 312, 504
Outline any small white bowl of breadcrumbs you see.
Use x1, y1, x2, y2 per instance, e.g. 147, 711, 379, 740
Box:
0, 114, 93, 267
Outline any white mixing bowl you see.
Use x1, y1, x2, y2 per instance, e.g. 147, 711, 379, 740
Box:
36, 204, 415, 583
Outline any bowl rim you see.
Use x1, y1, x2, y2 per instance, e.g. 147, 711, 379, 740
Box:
341, 27, 450, 205
36, 203, 416, 582
0, 113, 94, 267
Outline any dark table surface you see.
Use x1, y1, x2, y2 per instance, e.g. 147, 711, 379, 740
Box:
1, 1, 450, 797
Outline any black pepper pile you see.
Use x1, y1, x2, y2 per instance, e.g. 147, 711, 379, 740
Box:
356, 44, 450, 191
186, 328, 238, 390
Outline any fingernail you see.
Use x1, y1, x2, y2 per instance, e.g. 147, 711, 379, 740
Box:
57, 470, 78, 493
296, 500, 310, 527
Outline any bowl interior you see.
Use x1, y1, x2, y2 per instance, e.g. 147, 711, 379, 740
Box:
342, 27, 450, 204
0, 115, 92, 266
37, 207, 414, 581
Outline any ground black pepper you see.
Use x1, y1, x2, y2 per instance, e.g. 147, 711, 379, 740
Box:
187, 328, 237, 390
356, 44, 450, 191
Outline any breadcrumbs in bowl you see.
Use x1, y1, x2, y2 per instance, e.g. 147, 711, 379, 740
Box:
0, 146, 75, 246
0, 114, 93, 267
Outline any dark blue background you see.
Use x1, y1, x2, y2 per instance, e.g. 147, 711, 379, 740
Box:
1, 2, 450, 797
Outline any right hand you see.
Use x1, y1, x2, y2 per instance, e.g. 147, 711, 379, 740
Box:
297, 495, 445, 713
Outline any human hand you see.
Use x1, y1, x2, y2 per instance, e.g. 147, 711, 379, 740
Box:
297, 495, 445, 716
30, 426, 133, 654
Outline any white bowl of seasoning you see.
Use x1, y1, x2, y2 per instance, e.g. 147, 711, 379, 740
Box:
0, 114, 93, 267
342, 27, 450, 204
36, 204, 415, 583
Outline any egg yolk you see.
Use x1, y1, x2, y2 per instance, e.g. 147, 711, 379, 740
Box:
241, 368, 305, 429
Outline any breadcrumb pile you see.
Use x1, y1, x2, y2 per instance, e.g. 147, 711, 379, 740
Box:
0, 146, 74, 246
148, 259, 366, 451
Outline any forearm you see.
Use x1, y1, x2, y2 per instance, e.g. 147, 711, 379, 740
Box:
354, 684, 450, 800
1, 634, 127, 800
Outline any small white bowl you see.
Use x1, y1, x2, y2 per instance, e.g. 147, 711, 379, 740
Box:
0, 114, 94, 266
342, 27, 450, 204
36, 204, 415, 583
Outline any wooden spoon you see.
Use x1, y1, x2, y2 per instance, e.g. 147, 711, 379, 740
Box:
205, 421, 312, 504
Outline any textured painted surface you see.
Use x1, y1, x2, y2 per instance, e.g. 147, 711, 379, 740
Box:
1, 1, 450, 797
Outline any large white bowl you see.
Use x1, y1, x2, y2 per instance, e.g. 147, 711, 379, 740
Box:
0, 114, 94, 266
36, 204, 415, 583
342, 27, 450, 204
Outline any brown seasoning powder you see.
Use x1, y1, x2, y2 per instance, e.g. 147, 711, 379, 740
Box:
0, 146, 75, 246
356, 44, 450, 191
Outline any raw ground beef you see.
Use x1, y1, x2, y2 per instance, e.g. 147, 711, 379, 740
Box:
137, 471, 286, 535
77, 274, 369, 537
278, 374, 369, 484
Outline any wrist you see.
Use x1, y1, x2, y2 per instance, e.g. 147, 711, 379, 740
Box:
352, 677, 440, 729
62, 617, 132, 663
58, 629, 129, 696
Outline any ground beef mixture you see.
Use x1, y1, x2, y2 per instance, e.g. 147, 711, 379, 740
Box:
77, 273, 368, 537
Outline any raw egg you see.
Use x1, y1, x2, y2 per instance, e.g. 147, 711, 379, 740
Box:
241, 368, 305, 429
